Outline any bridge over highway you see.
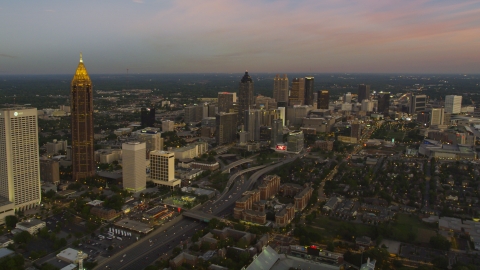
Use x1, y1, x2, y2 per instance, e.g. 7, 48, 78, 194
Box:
221, 158, 254, 173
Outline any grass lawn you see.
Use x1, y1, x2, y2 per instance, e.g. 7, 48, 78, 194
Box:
392, 213, 437, 243
308, 216, 377, 243
386, 131, 406, 141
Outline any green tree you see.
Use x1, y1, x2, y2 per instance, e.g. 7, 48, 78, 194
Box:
430, 235, 451, 251
13, 231, 32, 244
5, 215, 18, 229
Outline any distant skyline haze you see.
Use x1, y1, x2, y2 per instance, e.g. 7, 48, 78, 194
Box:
1, 0, 480, 74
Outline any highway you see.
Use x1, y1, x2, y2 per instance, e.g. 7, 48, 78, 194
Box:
95, 156, 298, 270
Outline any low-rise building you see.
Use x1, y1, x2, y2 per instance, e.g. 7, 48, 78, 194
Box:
15, 219, 46, 234
57, 248, 88, 264
90, 207, 120, 221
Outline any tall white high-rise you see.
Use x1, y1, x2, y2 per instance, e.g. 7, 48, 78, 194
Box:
148, 150, 181, 188
445, 95, 462, 114
430, 108, 445, 126
0, 108, 41, 210
122, 142, 146, 192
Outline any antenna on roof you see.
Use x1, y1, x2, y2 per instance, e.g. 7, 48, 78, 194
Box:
80, 52, 83, 63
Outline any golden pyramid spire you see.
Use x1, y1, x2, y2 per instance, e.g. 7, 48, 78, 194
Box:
72, 53, 90, 83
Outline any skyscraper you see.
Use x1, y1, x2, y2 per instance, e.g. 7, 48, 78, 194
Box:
317, 90, 329, 109
0, 107, 41, 210
273, 74, 289, 103
71, 53, 95, 181
409, 94, 427, 114
218, 92, 236, 113
289, 78, 305, 106
271, 119, 284, 146
377, 92, 390, 114
445, 95, 462, 114
358, 84, 370, 103
122, 142, 146, 192
141, 107, 155, 127
430, 108, 445, 126
304, 77, 315, 106
238, 71, 254, 126
148, 150, 180, 188
216, 112, 238, 145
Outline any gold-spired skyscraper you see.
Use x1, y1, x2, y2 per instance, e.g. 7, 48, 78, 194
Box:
71, 53, 95, 181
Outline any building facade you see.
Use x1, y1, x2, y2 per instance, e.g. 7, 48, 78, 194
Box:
141, 107, 155, 127
409, 94, 427, 114
0, 108, 42, 210
377, 92, 390, 114
71, 54, 95, 181
273, 74, 289, 103
216, 112, 237, 145
304, 77, 315, 106
40, 158, 60, 184
122, 142, 146, 192
317, 90, 329, 109
218, 92, 236, 113
238, 71, 254, 126
430, 108, 445, 126
358, 84, 370, 103
289, 78, 305, 106
445, 95, 462, 114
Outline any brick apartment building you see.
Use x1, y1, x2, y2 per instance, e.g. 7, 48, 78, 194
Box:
259, 175, 280, 200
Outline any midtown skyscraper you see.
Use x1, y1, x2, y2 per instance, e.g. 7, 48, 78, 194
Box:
317, 90, 329, 109
71, 54, 95, 181
0, 108, 41, 210
273, 74, 289, 103
238, 71, 254, 126
304, 77, 315, 106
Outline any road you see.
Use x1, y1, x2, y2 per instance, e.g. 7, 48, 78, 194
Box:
95, 156, 298, 270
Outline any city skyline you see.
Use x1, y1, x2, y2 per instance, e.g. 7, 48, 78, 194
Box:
1, 0, 480, 74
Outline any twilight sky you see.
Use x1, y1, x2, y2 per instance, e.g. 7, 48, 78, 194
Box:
1, 0, 480, 74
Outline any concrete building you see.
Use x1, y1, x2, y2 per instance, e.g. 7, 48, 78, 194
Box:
95, 149, 122, 164
314, 140, 334, 151
430, 108, 445, 126
419, 139, 476, 160
0, 107, 41, 210
184, 105, 204, 123
445, 95, 462, 114
162, 120, 175, 132
170, 141, 208, 159
275, 204, 295, 227
361, 99, 375, 112
287, 131, 304, 153
216, 112, 237, 145
409, 94, 427, 114
134, 130, 164, 158
15, 219, 46, 234
122, 142, 146, 192
46, 139, 68, 155
287, 105, 313, 126
255, 95, 277, 110
141, 107, 155, 127
148, 151, 181, 188
344, 92, 352, 103
218, 92, 236, 113
0, 197, 14, 225
273, 74, 289, 103
40, 158, 60, 184
57, 248, 88, 264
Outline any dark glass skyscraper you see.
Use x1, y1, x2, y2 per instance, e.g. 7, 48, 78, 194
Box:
71, 54, 95, 181
377, 92, 390, 115
317, 90, 329, 109
304, 77, 314, 106
358, 84, 370, 103
141, 107, 155, 127
238, 71, 254, 126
